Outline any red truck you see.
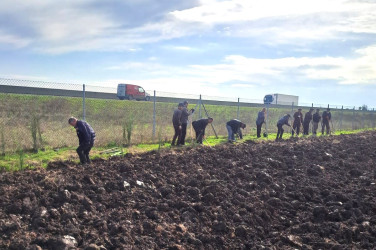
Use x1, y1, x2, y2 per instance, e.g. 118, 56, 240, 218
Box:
117, 84, 150, 101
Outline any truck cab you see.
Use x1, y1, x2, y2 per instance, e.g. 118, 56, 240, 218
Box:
117, 84, 150, 101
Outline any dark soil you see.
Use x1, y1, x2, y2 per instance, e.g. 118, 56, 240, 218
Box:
1, 132, 376, 249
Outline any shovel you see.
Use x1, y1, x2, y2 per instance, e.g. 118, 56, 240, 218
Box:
330, 120, 335, 135
263, 123, 268, 137
203, 137, 212, 148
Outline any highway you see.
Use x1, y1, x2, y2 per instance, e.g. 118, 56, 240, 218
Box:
0, 84, 266, 108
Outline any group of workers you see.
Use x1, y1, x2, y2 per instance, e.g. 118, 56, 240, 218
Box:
172, 102, 333, 144
67, 102, 332, 164
275, 108, 332, 140
172, 101, 246, 145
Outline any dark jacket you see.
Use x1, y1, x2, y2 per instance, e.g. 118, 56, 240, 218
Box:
180, 107, 192, 124
293, 111, 303, 124
322, 111, 331, 122
226, 119, 243, 139
313, 113, 321, 123
256, 111, 265, 126
75, 120, 95, 145
277, 115, 290, 126
192, 119, 210, 135
303, 112, 313, 124
172, 109, 182, 126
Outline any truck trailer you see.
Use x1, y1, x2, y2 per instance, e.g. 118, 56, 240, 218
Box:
264, 94, 299, 106
117, 84, 150, 101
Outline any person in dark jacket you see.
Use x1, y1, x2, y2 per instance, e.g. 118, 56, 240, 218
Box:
192, 117, 213, 144
322, 108, 332, 135
312, 109, 321, 135
276, 114, 291, 140
292, 108, 303, 136
68, 117, 95, 164
179, 101, 194, 145
303, 108, 314, 135
171, 103, 184, 146
256, 108, 266, 138
226, 119, 246, 143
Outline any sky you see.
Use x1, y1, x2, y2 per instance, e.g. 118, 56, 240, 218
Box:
0, 0, 375, 107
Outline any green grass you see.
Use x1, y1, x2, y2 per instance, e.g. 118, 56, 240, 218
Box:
0, 128, 374, 171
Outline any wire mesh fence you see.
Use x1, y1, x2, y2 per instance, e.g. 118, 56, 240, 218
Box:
0, 78, 375, 153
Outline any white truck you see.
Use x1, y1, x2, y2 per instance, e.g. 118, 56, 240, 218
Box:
264, 94, 299, 105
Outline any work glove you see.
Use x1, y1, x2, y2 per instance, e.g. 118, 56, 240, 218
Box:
191, 108, 195, 113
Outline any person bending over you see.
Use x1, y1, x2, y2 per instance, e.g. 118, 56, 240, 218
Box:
226, 119, 246, 143
276, 114, 291, 141
68, 117, 95, 164
192, 117, 213, 144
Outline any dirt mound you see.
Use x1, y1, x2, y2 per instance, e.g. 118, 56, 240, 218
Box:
1, 132, 376, 249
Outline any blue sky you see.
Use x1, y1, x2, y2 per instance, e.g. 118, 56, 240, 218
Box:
0, 0, 375, 107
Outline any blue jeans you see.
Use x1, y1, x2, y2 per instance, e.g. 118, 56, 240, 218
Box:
226, 125, 235, 141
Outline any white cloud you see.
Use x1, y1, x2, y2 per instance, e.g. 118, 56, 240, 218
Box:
170, 46, 195, 51
0, 0, 375, 53
0, 30, 31, 48
105, 44, 376, 91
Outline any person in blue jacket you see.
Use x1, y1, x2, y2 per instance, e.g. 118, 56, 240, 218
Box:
276, 114, 291, 140
256, 108, 266, 138
68, 117, 96, 164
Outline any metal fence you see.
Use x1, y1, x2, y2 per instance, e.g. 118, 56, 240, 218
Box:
0, 78, 375, 153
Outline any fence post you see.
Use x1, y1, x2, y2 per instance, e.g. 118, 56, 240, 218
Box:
199, 94, 202, 119
152, 90, 156, 140
373, 108, 375, 129
237, 98, 240, 119
362, 108, 365, 129
291, 102, 294, 114
82, 84, 86, 121
265, 103, 269, 136
352, 106, 355, 130
340, 106, 343, 131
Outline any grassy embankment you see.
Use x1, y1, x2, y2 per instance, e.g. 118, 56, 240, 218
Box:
0, 92, 374, 170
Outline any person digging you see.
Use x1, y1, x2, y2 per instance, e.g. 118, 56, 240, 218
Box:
192, 117, 213, 144
256, 108, 266, 138
171, 103, 184, 146
179, 101, 195, 145
276, 114, 291, 141
68, 117, 96, 165
322, 108, 332, 135
226, 119, 246, 143
292, 108, 303, 136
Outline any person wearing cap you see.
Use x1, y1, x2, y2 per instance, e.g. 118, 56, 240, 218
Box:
171, 103, 184, 146
68, 117, 95, 164
276, 114, 291, 140
192, 117, 213, 144
179, 101, 195, 145
292, 108, 303, 136
303, 108, 314, 135
256, 108, 266, 138
226, 119, 246, 143
312, 109, 321, 135
322, 108, 332, 135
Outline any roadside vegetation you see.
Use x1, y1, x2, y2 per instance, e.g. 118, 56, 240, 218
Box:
0, 93, 375, 170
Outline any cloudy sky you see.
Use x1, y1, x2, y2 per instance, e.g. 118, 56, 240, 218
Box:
0, 0, 375, 107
